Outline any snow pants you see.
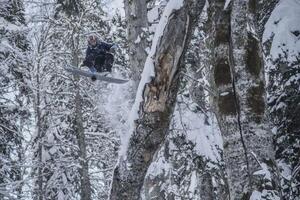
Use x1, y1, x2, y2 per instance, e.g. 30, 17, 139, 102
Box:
94, 53, 114, 72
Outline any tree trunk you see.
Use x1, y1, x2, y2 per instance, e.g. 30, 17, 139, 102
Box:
109, 0, 205, 199
36, 72, 43, 200
262, 0, 300, 197
74, 90, 92, 200
207, 1, 236, 199
72, 47, 92, 200
210, 0, 279, 199
124, 0, 149, 88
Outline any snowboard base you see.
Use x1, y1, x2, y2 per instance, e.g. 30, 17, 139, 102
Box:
64, 66, 128, 84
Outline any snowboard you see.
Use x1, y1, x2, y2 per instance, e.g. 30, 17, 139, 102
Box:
64, 66, 129, 84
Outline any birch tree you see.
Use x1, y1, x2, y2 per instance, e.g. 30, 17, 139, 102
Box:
0, 0, 30, 198
209, 0, 279, 199
109, 0, 206, 199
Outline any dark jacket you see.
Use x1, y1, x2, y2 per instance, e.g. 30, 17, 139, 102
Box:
83, 41, 113, 67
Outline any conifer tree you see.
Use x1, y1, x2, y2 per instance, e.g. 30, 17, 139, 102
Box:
263, 0, 300, 197
28, 0, 119, 199
0, 0, 30, 199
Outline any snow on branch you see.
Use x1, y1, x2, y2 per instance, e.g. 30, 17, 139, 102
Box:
263, 0, 300, 63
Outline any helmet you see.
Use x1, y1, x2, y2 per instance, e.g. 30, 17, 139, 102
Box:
88, 35, 98, 47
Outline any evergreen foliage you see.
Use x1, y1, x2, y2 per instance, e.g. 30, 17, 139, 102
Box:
0, 0, 30, 199
0, 0, 299, 199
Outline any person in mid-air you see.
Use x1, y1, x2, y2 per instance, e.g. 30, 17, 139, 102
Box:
82, 35, 116, 80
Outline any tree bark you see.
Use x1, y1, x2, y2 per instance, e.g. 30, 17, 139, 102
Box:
72, 45, 92, 200
210, 0, 279, 199
124, 0, 149, 88
109, 0, 205, 199
74, 90, 92, 200
207, 1, 235, 199
36, 66, 43, 200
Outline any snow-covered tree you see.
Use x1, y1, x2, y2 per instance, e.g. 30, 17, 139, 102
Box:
109, 0, 206, 199
29, 3, 80, 198
1, 0, 299, 199
0, 0, 30, 199
28, 0, 120, 199
263, 0, 300, 198
141, 4, 227, 199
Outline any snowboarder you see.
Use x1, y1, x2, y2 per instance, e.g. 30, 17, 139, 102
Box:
64, 35, 127, 83
81, 35, 117, 80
